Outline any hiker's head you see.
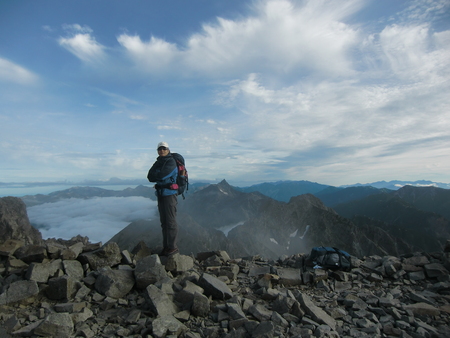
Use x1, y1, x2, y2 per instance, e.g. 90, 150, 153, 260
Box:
157, 141, 170, 156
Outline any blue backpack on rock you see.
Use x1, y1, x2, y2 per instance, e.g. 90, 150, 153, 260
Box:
307, 246, 352, 271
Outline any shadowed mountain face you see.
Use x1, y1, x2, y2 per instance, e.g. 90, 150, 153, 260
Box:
393, 185, 450, 220
333, 186, 450, 253
110, 180, 417, 259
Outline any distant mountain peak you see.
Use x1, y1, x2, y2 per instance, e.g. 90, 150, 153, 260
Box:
218, 179, 230, 187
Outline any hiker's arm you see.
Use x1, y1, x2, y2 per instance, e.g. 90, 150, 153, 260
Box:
147, 158, 176, 182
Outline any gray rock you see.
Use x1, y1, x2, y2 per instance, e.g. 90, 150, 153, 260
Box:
249, 303, 272, 321
227, 302, 246, 320
367, 272, 383, 282
145, 284, 178, 316
248, 265, 271, 277
271, 311, 289, 327
152, 315, 188, 338
0, 197, 42, 246
403, 302, 440, 316
403, 255, 429, 266
71, 307, 94, 325
252, 320, 275, 337
121, 249, 133, 265
13, 244, 47, 263
297, 293, 337, 331
46, 275, 78, 301
198, 272, 233, 300
408, 291, 436, 306
271, 294, 296, 315
12, 319, 43, 337
134, 254, 168, 289
63, 259, 84, 280
175, 280, 205, 303
25, 262, 52, 283
191, 291, 210, 317
424, 263, 449, 278
343, 293, 368, 310
0, 280, 39, 305
95, 268, 135, 299
165, 254, 195, 273
68, 241, 84, 258
0, 239, 24, 257
78, 242, 122, 270
408, 270, 426, 280
220, 264, 240, 281
276, 267, 303, 286
131, 240, 153, 260
33, 313, 74, 338
54, 301, 87, 313
6, 257, 28, 275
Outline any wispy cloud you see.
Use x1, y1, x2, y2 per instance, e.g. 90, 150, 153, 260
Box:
59, 24, 106, 63
0, 58, 38, 85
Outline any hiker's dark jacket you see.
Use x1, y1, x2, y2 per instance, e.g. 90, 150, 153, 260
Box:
147, 153, 178, 197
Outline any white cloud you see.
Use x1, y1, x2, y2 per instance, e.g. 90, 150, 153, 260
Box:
116, 0, 361, 79
27, 197, 157, 244
157, 125, 181, 130
117, 35, 180, 74
399, 0, 450, 23
59, 25, 105, 63
378, 23, 450, 82
0, 58, 38, 85
62, 24, 94, 35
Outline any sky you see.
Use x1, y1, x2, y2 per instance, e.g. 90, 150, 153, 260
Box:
1, 0, 450, 187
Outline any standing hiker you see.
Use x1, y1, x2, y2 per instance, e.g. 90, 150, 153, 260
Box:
147, 142, 179, 256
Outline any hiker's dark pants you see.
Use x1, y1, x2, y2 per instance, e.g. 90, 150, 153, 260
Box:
157, 194, 178, 250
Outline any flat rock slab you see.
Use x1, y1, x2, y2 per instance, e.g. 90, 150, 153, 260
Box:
297, 293, 337, 331
198, 273, 233, 300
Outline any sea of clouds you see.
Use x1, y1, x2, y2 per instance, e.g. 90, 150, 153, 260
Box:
27, 196, 157, 244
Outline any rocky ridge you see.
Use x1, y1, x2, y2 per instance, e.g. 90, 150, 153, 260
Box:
1, 197, 450, 338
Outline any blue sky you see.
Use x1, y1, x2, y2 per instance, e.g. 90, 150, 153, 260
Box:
1, 0, 449, 186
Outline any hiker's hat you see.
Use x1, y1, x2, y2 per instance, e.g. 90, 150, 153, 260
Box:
157, 141, 169, 149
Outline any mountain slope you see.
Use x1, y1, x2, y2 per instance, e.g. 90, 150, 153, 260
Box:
178, 180, 266, 229
111, 181, 414, 259
314, 186, 386, 207
333, 191, 450, 252
393, 185, 450, 220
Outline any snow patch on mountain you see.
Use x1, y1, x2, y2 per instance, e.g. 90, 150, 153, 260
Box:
219, 188, 229, 195
299, 225, 310, 239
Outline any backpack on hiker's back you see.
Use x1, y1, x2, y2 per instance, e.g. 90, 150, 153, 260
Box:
171, 152, 188, 199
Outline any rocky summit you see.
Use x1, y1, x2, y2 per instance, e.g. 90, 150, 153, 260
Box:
1, 197, 450, 338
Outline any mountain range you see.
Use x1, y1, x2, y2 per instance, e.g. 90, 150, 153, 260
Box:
20, 179, 450, 260
236, 179, 450, 202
